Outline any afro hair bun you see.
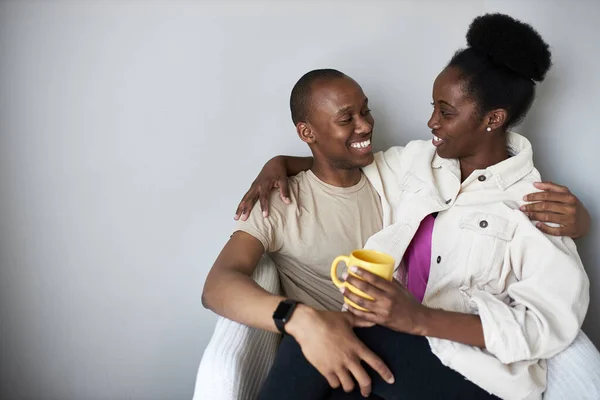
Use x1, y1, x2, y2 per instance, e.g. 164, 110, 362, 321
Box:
466, 13, 552, 82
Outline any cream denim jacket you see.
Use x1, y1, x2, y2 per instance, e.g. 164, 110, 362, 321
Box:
361, 133, 589, 400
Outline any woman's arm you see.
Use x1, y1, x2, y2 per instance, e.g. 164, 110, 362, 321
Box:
235, 156, 313, 220
343, 226, 589, 362
466, 230, 589, 363
341, 270, 486, 348
234, 161, 591, 240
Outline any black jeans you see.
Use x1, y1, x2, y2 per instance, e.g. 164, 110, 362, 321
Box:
259, 325, 500, 400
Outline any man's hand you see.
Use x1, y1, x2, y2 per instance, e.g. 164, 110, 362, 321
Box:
521, 181, 591, 238
286, 306, 394, 397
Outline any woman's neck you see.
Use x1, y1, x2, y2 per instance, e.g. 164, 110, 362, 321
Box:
459, 134, 509, 182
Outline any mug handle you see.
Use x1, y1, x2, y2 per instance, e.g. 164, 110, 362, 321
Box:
331, 256, 350, 288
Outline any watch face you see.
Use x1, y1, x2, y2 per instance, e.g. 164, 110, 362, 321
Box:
274, 301, 294, 322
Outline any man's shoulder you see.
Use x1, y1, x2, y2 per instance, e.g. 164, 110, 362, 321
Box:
233, 173, 311, 253
241, 173, 307, 224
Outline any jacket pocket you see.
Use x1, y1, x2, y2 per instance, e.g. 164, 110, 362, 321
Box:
459, 212, 517, 292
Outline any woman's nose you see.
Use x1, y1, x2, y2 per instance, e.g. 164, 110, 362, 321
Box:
428, 112, 440, 130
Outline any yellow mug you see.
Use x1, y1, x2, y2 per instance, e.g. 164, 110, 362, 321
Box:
331, 249, 395, 311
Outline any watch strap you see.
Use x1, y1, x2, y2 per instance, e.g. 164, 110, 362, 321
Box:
273, 299, 300, 334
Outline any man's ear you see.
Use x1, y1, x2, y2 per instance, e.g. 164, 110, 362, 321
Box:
296, 122, 315, 144
484, 108, 508, 132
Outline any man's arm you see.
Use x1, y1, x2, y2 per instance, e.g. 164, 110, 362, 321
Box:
202, 231, 285, 332
202, 231, 394, 396
235, 159, 593, 240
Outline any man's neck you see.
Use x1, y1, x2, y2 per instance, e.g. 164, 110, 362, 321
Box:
310, 160, 362, 187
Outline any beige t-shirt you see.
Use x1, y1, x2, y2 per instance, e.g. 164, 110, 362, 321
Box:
235, 170, 383, 311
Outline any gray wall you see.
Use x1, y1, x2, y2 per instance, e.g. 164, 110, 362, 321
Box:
0, 1, 597, 399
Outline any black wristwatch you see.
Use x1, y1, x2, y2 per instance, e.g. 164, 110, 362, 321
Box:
273, 299, 301, 334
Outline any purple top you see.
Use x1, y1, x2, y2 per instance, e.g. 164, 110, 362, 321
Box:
403, 214, 435, 302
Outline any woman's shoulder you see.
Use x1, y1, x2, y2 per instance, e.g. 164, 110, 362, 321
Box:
368, 139, 436, 178
503, 165, 543, 207
376, 139, 435, 162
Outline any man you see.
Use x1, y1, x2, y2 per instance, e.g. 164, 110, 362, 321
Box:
202, 69, 592, 398
203, 70, 394, 398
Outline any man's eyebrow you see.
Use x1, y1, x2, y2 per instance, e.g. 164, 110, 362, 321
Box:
334, 98, 369, 116
334, 105, 353, 117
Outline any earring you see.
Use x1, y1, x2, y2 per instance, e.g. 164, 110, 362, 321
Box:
486, 127, 492, 132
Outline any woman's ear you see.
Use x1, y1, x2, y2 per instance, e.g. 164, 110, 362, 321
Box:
485, 108, 508, 131
297, 122, 315, 144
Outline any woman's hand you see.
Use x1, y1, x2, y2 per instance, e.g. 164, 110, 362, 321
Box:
341, 267, 486, 347
521, 181, 591, 238
234, 157, 292, 221
341, 267, 426, 335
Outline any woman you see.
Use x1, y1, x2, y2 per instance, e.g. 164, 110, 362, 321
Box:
241, 14, 590, 400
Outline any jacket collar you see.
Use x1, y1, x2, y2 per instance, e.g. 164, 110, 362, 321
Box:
431, 132, 535, 191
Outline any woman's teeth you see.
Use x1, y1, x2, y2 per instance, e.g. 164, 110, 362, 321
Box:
351, 139, 371, 148
433, 135, 443, 142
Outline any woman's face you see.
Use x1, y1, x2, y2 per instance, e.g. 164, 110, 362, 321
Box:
427, 66, 488, 159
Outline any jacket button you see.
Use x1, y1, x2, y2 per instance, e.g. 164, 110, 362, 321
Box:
478, 175, 486, 182
436, 256, 441, 263
479, 220, 488, 228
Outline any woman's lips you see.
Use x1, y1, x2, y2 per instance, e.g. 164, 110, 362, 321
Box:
432, 134, 445, 147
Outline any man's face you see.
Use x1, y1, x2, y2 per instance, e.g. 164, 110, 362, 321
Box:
303, 77, 375, 169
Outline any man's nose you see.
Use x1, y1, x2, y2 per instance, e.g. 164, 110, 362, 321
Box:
355, 116, 373, 134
